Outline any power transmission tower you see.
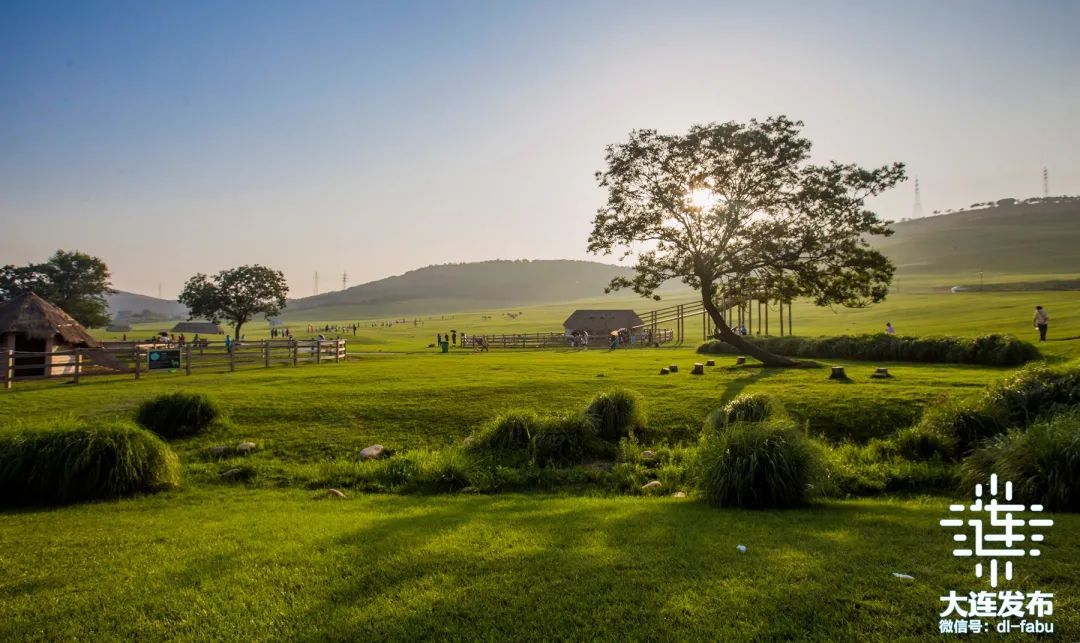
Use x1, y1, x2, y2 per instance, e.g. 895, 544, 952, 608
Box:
314, 272, 319, 296
913, 177, 923, 218
157, 282, 162, 298
1043, 167, 1049, 197
342, 272, 348, 290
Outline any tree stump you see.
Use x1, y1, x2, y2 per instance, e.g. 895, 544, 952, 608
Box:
705, 360, 716, 367
735, 356, 746, 365
691, 363, 705, 375
668, 364, 679, 373
829, 366, 848, 380
870, 367, 892, 379
659, 367, 670, 375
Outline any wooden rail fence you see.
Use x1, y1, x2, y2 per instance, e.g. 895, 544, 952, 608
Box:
458, 330, 673, 350
2, 339, 347, 390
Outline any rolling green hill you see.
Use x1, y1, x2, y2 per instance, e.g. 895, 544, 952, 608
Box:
873, 197, 1080, 278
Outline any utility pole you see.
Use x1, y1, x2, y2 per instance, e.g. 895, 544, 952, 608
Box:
314, 272, 319, 296
342, 272, 348, 290
1043, 167, 1049, 198
913, 177, 923, 218
157, 282, 162, 298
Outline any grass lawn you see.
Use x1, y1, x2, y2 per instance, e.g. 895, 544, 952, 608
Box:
2, 489, 1078, 641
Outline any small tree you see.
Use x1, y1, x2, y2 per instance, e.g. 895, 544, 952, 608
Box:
178, 265, 288, 340
0, 250, 113, 328
588, 116, 904, 366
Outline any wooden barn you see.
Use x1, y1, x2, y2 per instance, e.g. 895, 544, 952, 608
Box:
0, 292, 101, 378
562, 309, 643, 337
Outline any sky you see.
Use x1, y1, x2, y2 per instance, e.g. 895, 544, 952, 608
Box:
2, 0, 1078, 298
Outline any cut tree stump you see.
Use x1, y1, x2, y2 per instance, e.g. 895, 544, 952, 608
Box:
735, 356, 746, 365
829, 366, 848, 380
705, 360, 716, 367
691, 363, 705, 375
668, 365, 679, 373
659, 368, 670, 375
870, 367, 892, 379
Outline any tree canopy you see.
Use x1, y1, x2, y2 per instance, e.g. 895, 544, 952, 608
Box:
0, 250, 113, 328
178, 265, 288, 340
588, 116, 905, 365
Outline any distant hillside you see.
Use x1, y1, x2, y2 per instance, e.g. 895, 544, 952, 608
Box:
873, 198, 1080, 276
107, 291, 187, 321
284, 260, 648, 318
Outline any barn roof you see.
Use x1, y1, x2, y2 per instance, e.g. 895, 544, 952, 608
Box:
562, 309, 643, 330
0, 292, 100, 347
171, 321, 225, 334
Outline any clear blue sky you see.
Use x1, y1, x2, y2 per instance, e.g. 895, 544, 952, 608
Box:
2, 0, 1077, 297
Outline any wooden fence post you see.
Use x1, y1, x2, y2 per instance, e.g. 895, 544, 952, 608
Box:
292, 340, 298, 366
185, 343, 192, 375
229, 344, 235, 372
264, 341, 270, 368
5, 349, 13, 389
134, 347, 142, 380
335, 340, 341, 363
316, 341, 322, 364
73, 348, 81, 384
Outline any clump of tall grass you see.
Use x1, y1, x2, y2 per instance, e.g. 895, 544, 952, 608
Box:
707, 393, 786, 428
136, 391, 221, 439
464, 411, 539, 464
0, 418, 180, 505
533, 414, 610, 467
584, 389, 647, 442
695, 420, 821, 509
889, 424, 957, 461
961, 410, 1080, 512
697, 333, 1039, 366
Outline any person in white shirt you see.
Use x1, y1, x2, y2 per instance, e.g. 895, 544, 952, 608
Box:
1033, 306, 1049, 342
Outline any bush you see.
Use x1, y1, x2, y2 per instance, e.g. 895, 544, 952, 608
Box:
533, 414, 608, 467
918, 398, 1008, 455
695, 420, 821, 509
961, 411, 1080, 512
584, 389, 647, 442
696, 333, 1039, 366
465, 411, 539, 462
136, 392, 220, 439
983, 364, 1080, 427
708, 393, 785, 427
0, 419, 180, 505
890, 425, 957, 461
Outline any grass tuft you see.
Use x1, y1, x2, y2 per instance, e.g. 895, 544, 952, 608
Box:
136, 391, 221, 439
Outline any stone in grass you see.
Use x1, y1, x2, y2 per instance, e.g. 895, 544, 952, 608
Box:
360, 444, 387, 461
642, 480, 662, 491
327, 488, 346, 499
208, 445, 228, 456
236, 441, 256, 453
672, 491, 687, 498
641, 450, 657, 461
220, 468, 243, 479
691, 363, 705, 375
659, 368, 670, 375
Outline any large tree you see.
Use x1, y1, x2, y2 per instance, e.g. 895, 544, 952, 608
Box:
0, 250, 113, 328
588, 116, 904, 366
178, 265, 288, 340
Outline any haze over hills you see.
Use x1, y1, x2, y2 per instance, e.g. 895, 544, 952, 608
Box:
873, 197, 1080, 277
105, 199, 1080, 321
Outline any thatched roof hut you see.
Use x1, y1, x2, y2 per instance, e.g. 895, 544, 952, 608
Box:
171, 321, 224, 335
562, 309, 643, 336
0, 292, 100, 348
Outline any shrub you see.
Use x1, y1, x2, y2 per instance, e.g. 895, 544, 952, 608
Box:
584, 389, 647, 442
136, 392, 220, 439
465, 411, 539, 461
890, 425, 957, 461
533, 414, 608, 467
695, 420, 821, 509
918, 398, 1008, 455
0, 419, 180, 505
696, 333, 1039, 366
709, 393, 785, 427
961, 411, 1080, 512
983, 364, 1080, 427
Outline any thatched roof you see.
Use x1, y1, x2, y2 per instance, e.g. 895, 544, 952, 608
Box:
0, 292, 100, 347
171, 321, 224, 334
562, 309, 643, 333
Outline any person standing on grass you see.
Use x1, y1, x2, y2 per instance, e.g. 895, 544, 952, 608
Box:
885, 322, 895, 335
1034, 306, 1050, 342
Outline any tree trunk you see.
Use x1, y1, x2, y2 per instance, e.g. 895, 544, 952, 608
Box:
234, 321, 243, 342
701, 292, 795, 366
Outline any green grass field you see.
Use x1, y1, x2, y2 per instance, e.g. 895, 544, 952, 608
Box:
5, 282, 1080, 639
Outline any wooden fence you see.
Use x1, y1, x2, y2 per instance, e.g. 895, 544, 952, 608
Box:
1, 339, 347, 390
458, 329, 673, 350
